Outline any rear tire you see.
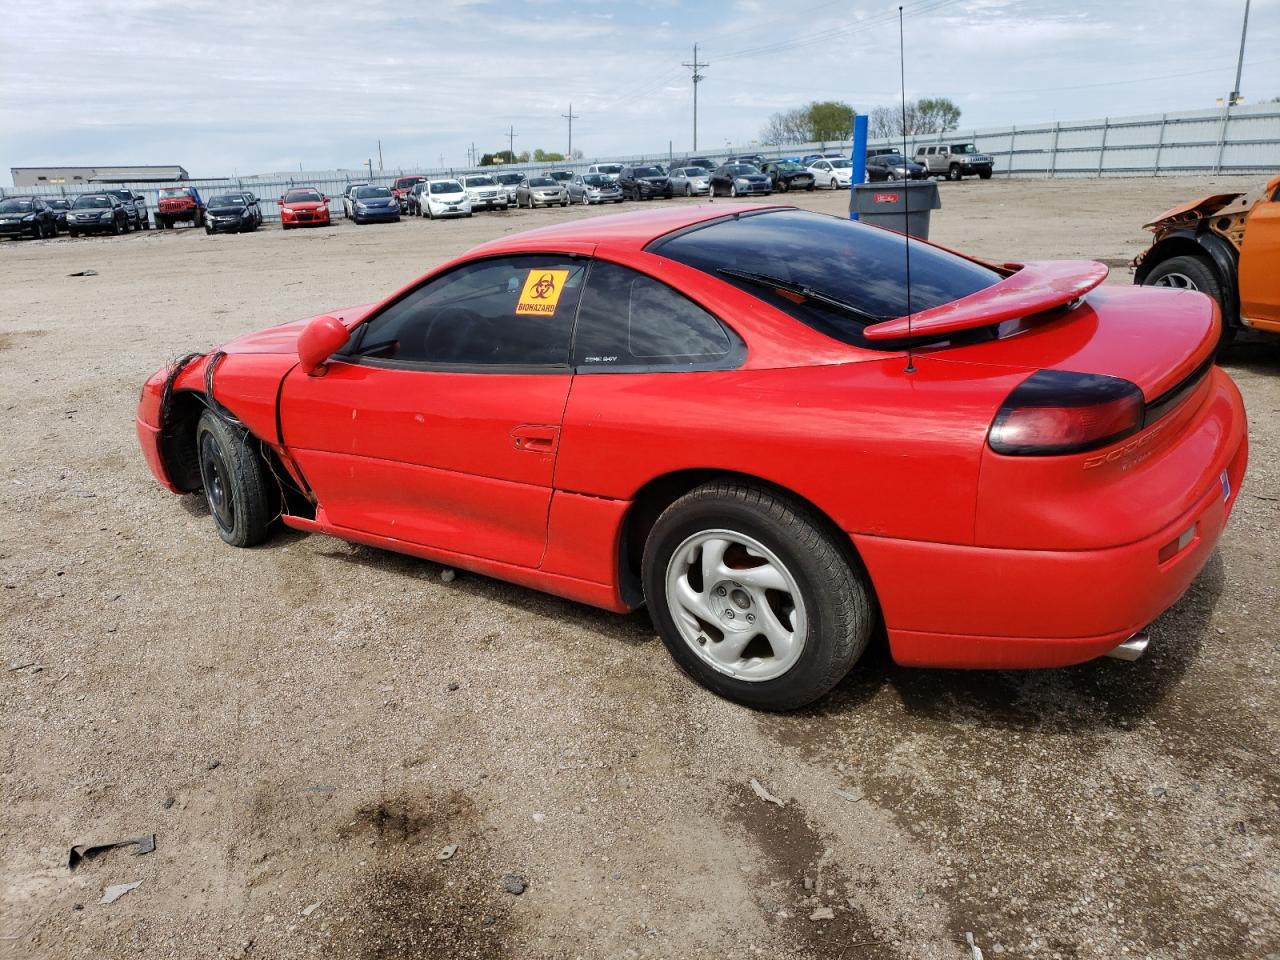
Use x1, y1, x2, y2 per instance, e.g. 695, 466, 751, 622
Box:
195, 410, 274, 548
1142, 255, 1234, 348
642, 480, 874, 711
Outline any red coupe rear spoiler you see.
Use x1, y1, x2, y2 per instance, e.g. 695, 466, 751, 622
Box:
862, 260, 1109, 341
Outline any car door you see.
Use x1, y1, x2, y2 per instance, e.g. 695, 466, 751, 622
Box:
279, 253, 589, 567
1239, 179, 1280, 330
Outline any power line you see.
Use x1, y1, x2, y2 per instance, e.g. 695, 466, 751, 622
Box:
682, 43, 709, 151
505, 124, 518, 158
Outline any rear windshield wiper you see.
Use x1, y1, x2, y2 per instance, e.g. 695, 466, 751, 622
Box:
717, 267, 882, 324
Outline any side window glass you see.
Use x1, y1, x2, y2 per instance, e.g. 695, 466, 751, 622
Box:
349, 255, 586, 368
572, 261, 739, 372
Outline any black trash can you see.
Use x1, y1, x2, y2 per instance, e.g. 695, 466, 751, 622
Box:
850, 180, 940, 240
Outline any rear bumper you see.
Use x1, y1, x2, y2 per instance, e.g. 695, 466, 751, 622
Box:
855, 380, 1248, 670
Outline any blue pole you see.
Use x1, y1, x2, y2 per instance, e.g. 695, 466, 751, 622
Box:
849, 113, 868, 220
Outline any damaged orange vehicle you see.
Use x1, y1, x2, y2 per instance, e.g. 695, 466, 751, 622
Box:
1134, 174, 1280, 347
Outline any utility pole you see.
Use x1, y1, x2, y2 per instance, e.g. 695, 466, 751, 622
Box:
506, 125, 518, 161
1229, 0, 1251, 105
561, 103, 580, 159
377, 140, 384, 171
682, 43, 709, 151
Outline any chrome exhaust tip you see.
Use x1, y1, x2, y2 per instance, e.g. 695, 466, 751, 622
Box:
1106, 630, 1150, 662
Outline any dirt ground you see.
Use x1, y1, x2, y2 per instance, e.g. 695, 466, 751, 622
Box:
2, 176, 1277, 960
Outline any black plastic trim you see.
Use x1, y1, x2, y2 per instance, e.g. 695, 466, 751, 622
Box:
1144, 355, 1214, 425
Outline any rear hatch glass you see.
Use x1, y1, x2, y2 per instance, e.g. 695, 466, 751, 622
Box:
651, 209, 1001, 349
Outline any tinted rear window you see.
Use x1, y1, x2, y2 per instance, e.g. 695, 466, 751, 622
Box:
651, 209, 1001, 348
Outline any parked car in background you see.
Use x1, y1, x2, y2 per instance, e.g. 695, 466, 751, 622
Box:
915, 143, 994, 180
1134, 174, 1280, 347
808, 158, 854, 189
685, 157, 718, 171
67, 193, 130, 236
349, 185, 401, 224
421, 179, 473, 219
547, 170, 574, 183
516, 175, 568, 208
668, 166, 712, 197
866, 146, 899, 159
156, 186, 205, 229
866, 153, 928, 182
44, 197, 71, 232
392, 175, 428, 211
760, 160, 815, 192
726, 154, 767, 168
494, 172, 525, 205
205, 193, 262, 234
278, 187, 330, 229
568, 173, 623, 205
0, 196, 58, 239
618, 165, 672, 201
460, 174, 509, 211
709, 163, 772, 198
587, 163, 624, 181
340, 183, 370, 219
104, 188, 150, 231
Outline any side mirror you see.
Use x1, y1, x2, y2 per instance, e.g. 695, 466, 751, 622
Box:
277, 199, 284, 205
321, 197, 329, 203
297, 315, 349, 377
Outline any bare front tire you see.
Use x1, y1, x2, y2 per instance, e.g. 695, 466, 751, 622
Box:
195, 410, 274, 548
642, 481, 874, 711
1143, 255, 1233, 348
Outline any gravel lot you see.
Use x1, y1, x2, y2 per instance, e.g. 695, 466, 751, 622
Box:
2, 176, 1277, 960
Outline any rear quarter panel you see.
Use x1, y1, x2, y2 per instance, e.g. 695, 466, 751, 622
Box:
555, 355, 1027, 546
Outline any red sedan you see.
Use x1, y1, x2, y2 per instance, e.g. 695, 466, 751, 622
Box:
136, 205, 1247, 710
278, 187, 330, 229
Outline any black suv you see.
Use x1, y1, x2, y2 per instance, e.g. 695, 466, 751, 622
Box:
67, 193, 131, 236
104, 189, 150, 230
618, 165, 672, 201
0, 196, 58, 239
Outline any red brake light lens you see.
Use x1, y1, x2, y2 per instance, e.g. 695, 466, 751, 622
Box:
988, 370, 1144, 456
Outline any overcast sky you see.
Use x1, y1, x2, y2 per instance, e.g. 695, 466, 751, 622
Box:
2, 0, 1276, 179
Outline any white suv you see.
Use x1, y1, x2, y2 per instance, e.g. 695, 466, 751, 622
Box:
421, 180, 473, 219
587, 163, 624, 181
459, 174, 508, 211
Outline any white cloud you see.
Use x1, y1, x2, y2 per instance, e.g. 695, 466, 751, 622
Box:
1, 0, 1276, 177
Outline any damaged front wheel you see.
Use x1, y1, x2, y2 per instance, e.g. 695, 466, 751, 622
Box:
195, 409, 274, 547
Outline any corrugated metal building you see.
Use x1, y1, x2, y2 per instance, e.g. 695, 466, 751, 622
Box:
10, 165, 189, 187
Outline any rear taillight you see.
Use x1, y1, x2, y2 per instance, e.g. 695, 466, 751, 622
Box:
988, 370, 1144, 456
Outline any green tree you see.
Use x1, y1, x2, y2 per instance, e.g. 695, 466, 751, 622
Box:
480, 150, 518, 166
533, 148, 567, 162
761, 101, 855, 144
916, 97, 962, 133
806, 101, 855, 141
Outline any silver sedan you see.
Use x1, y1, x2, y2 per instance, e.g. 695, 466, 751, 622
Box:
668, 166, 711, 197
515, 176, 569, 208
568, 173, 623, 205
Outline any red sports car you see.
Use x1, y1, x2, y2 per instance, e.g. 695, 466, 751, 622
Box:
278, 187, 330, 229
136, 205, 1247, 710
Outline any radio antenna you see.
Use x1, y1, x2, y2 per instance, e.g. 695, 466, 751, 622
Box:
899, 5, 915, 374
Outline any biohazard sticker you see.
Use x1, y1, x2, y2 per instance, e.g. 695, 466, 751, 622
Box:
516, 269, 570, 315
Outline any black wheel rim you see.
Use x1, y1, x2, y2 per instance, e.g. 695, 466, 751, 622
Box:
199, 431, 235, 533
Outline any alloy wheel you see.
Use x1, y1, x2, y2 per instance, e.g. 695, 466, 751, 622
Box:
1151, 272, 1200, 291
663, 529, 807, 682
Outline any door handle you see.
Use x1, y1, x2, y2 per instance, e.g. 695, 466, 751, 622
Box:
511, 424, 558, 454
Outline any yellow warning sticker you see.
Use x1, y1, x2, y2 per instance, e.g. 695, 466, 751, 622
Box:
516, 269, 570, 316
